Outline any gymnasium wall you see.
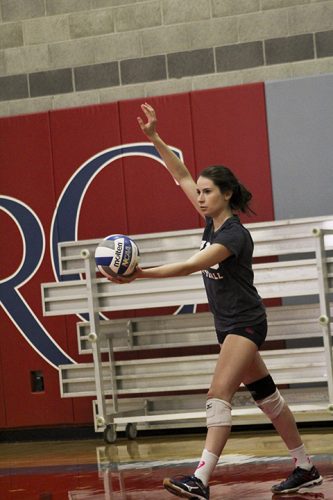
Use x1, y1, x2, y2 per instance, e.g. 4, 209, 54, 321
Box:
266, 72, 333, 219
0, 72, 333, 429
0, 83, 273, 429
0, 0, 333, 117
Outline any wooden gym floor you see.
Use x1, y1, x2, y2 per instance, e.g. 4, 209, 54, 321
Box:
0, 426, 332, 499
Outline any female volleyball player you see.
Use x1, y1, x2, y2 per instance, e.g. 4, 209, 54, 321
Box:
114, 103, 322, 498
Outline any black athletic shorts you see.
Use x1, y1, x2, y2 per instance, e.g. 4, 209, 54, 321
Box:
216, 318, 268, 348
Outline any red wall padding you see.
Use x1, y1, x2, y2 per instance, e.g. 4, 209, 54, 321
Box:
0, 351, 6, 427
119, 93, 201, 233
0, 114, 73, 427
0, 84, 274, 428
191, 83, 274, 224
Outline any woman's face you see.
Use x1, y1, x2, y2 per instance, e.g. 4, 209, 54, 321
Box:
196, 176, 232, 218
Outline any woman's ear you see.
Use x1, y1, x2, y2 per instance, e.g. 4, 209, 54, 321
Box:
224, 190, 233, 201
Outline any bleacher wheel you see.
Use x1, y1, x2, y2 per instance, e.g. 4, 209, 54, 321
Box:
104, 424, 117, 444
125, 423, 137, 440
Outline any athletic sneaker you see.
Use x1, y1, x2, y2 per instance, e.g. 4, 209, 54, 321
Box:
163, 474, 209, 499
271, 466, 323, 494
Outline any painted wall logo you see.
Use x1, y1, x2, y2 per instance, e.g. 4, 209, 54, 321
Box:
0, 143, 192, 370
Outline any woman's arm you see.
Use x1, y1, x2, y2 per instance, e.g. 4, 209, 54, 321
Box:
111, 243, 232, 283
138, 103, 202, 216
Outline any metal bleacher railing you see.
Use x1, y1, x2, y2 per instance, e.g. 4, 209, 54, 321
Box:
41, 215, 333, 442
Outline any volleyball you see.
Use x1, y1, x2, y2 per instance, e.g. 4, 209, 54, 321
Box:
95, 234, 140, 279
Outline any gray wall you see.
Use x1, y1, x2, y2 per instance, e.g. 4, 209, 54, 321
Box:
265, 73, 333, 219
0, 0, 333, 117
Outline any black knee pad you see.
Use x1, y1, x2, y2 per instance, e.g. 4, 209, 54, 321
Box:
245, 374, 276, 401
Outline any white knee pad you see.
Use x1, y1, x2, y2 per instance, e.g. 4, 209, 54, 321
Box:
206, 398, 232, 428
256, 389, 285, 420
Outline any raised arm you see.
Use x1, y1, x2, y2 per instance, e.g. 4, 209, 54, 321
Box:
138, 103, 202, 216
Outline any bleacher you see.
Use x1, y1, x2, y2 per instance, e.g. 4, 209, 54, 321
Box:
41, 215, 333, 442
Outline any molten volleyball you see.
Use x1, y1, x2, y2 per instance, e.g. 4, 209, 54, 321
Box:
95, 234, 140, 279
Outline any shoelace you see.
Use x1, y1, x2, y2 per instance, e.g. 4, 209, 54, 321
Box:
176, 475, 204, 489
185, 475, 199, 485
284, 467, 309, 483
174, 475, 195, 482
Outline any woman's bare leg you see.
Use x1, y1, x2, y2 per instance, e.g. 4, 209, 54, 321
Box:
163, 334, 259, 497
242, 353, 323, 493
242, 352, 302, 449
204, 334, 258, 456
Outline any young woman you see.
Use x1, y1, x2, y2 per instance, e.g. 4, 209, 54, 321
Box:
112, 103, 322, 499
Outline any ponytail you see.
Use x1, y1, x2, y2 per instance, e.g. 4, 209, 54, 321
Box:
231, 182, 254, 214
199, 165, 255, 215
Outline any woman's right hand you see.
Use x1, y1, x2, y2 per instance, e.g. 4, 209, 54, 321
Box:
137, 103, 157, 139
106, 265, 144, 284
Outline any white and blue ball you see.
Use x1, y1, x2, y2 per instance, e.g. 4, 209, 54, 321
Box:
95, 234, 139, 279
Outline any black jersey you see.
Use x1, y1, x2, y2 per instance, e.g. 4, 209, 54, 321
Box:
201, 215, 266, 331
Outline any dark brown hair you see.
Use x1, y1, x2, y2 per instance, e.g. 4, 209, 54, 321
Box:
199, 165, 254, 214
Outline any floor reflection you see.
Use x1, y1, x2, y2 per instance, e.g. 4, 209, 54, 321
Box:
0, 430, 332, 499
